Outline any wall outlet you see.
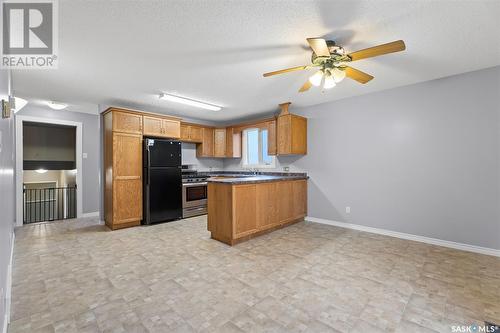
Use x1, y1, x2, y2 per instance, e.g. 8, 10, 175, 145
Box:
283, 166, 290, 172
345, 206, 351, 214
82, 153, 88, 159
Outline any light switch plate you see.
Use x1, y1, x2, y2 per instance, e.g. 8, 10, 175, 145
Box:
82, 153, 88, 159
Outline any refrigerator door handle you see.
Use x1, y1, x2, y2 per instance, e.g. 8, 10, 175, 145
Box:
146, 147, 150, 185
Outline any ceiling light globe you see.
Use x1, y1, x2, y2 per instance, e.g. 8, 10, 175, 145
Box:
323, 75, 336, 89
47, 101, 68, 110
309, 70, 323, 87
332, 68, 346, 83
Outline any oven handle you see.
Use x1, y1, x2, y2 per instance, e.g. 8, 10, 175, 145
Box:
182, 182, 208, 187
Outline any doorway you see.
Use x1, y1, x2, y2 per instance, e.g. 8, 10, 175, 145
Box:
15, 116, 83, 226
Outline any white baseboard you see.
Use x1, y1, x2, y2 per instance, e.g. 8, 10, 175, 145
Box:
306, 216, 500, 257
81, 211, 100, 218
3, 232, 14, 333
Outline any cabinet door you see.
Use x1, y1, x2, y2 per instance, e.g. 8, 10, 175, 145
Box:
233, 185, 257, 238
180, 124, 190, 141
214, 128, 226, 157
292, 180, 307, 218
143, 116, 164, 137
113, 112, 142, 134
112, 133, 142, 225
196, 127, 214, 157
162, 119, 181, 138
256, 182, 278, 229
276, 181, 294, 223
225, 128, 233, 157
290, 116, 307, 155
267, 120, 277, 155
225, 128, 241, 158
189, 126, 203, 143
113, 133, 142, 178
113, 179, 142, 224
277, 115, 291, 155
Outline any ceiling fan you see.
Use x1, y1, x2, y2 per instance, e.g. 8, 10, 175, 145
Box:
263, 38, 406, 92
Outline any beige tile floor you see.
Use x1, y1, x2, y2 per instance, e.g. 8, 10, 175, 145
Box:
8, 216, 500, 333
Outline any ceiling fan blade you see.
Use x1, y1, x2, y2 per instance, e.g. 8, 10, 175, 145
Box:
345, 66, 374, 84
263, 65, 309, 77
348, 40, 406, 61
307, 38, 330, 57
298, 80, 312, 93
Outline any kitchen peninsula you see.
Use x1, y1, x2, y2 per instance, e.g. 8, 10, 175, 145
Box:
207, 173, 308, 245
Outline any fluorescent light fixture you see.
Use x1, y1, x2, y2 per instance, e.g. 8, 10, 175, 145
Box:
11, 96, 27, 113
159, 93, 221, 111
46, 101, 68, 110
35, 169, 48, 174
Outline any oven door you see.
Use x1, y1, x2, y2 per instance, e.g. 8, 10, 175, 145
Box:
182, 182, 208, 209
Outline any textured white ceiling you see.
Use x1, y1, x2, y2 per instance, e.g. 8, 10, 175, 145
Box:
12, 0, 500, 121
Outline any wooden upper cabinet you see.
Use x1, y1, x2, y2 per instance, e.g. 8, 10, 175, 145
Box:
196, 127, 214, 157
143, 116, 163, 137
142, 115, 180, 138
162, 119, 181, 138
277, 114, 307, 155
190, 126, 203, 142
180, 123, 203, 143
267, 119, 277, 156
113, 111, 143, 134
214, 128, 226, 157
225, 127, 241, 158
180, 124, 190, 141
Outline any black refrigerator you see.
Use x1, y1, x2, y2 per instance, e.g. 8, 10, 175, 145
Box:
143, 138, 182, 224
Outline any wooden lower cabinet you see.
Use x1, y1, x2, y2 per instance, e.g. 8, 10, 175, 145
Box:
233, 185, 257, 238
256, 182, 278, 229
112, 179, 142, 226
208, 179, 307, 245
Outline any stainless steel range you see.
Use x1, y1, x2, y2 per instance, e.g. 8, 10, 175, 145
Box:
181, 171, 208, 218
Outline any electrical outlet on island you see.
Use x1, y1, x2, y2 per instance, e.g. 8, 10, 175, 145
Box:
283, 166, 290, 172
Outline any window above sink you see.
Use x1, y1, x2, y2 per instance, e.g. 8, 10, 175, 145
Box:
242, 128, 276, 168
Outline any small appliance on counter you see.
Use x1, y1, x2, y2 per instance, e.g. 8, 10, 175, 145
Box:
143, 138, 182, 224
181, 165, 208, 218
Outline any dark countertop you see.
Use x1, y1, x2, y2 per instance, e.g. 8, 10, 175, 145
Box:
203, 171, 308, 184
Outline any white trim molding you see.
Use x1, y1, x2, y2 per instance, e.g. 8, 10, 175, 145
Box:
15, 115, 83, 227
3, 233, 14, 333
82, 211, 99, 218
306, 216, 500, 258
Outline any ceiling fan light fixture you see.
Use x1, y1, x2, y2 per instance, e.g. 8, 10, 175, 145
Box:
323, 74, 336, 89
332, 68, 346, 83
309, 70, 323, 87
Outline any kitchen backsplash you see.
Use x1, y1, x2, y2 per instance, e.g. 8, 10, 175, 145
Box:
182, 143, 306, 173
181, 143, 223, 171
222, 156, 305, 173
